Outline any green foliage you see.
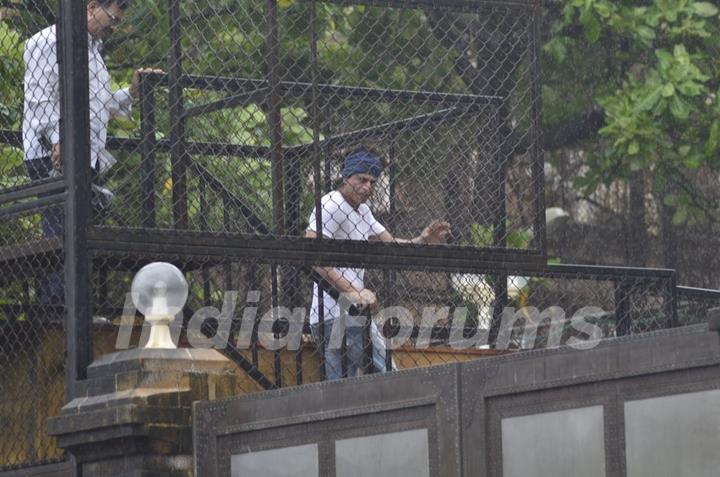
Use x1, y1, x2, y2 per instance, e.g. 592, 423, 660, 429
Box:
0, 20, 26, 191
0, 21, 23, 129
468, 222, 532, 249
547, 0, 720, 225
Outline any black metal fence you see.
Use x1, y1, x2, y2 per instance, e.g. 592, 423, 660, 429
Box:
0, 0, 717, 471
676, 286, 720, 325
0, 1, 66, 469
91, 0, 545, 249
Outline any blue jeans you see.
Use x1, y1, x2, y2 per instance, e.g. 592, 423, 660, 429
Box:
25, 157, 64, 304
311, 317, 388, 380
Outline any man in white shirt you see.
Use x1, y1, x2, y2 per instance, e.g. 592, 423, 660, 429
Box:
22, 0, 158, 303
306, 148, 450, 380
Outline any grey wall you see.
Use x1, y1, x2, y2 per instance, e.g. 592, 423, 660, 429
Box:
194, 363, 460, 476
624, 389, 720, 477
194, 324, 720, 477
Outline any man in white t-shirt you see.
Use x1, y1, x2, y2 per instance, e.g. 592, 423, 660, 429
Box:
306, 148, 450, 380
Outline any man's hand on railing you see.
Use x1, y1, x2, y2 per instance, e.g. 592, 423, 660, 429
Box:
347, 288, 379, 312
418, 219, 451, 244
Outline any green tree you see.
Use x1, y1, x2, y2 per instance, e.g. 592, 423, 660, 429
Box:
554, 1, 719, 220
542, 0, 719, 267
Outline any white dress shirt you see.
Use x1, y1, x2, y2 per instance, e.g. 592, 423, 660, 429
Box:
23, 25, 133, 174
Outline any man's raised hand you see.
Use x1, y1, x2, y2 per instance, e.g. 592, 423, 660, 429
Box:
421, 220, 451, 244
129, 68, 165, 99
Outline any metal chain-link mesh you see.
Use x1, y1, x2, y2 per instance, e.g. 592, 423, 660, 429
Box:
1, 0, 718, 471
88, 0, 542, 249
0, 196, 66, 469
676, 286, 720, 326
0, 0, 67, 469
88, 253, 685, 386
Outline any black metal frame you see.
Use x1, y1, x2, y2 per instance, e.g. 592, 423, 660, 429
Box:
81, 0, 545, 389
57, 0, 93, 399
85, 222, 687, 387
0, 0, 707, 387
2, 1, 719, 470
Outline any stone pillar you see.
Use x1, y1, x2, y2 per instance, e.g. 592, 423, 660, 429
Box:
48, 348, 238, 476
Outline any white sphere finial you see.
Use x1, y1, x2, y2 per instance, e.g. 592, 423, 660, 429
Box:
131, 262, 188, 349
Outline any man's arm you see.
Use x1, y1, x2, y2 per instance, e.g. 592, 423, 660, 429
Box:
108, 68, 165, 119
305, 229, 377, 307
372, 220, 451, 244
24, 33, 61, 165
107, 87, 133, 119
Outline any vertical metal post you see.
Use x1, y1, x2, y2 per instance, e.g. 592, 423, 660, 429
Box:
361, 309, 374, 374
489, 106, 508, 347
384, 141, 396, 371
59, 0, 92, 397
271, 264, 283, 387
341, 335, 348, 378
382, 310, 392, 372
266, 0, 284, 236
310, 0, 321, 241
615, 279, 631, 336
282, 148, 303, 383
443, 141, 463, 243
248, 265, 260, 367
558, 144, 568, 251
310, 0, 326, 381
493, 104, 509, 248
199, 176, 207, 229
490, 278, 508, 348
223, 206, 233, 287
99, 267, 108, 313
529, 2, 546, 255
322, 100, 333, 194
387, 141, 397, 231
382, 269, 393, 371
285, 152, 301, 235
200, 179, 211, 305
223, 207, 235, 338
168, 0, 188, 229
666, 274, 679, 328
139, 74, 157, 228
317, 283, 327, 382
295, 321, 304, 385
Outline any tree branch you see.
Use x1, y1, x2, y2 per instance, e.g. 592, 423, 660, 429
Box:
668, 171, 720, 224
577, 195, 624, 223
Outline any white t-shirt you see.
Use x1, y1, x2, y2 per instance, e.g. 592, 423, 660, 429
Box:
307, 190, 386, 324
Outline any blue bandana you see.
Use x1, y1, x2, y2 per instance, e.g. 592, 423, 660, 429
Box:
341, 150, 383, 178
